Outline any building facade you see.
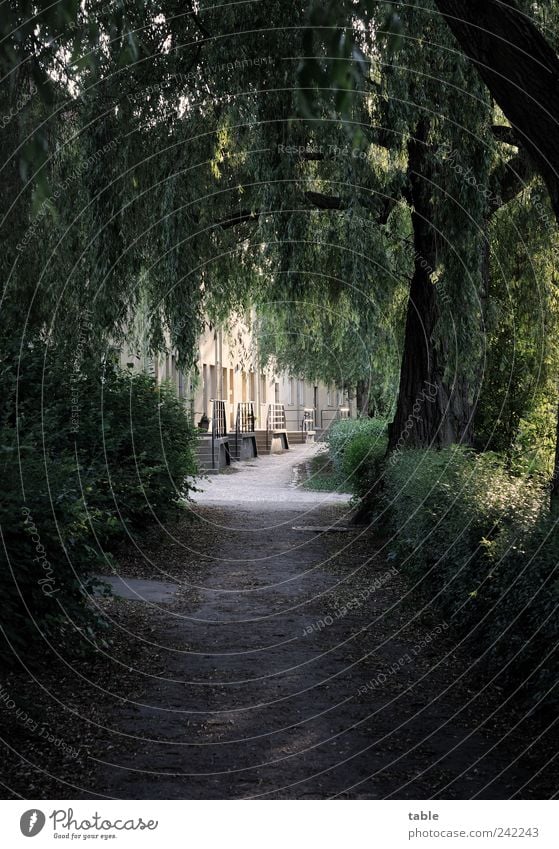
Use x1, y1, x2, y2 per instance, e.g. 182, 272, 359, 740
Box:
120, 315, 355, 432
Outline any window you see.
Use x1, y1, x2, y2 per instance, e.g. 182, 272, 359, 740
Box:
288, 378, 294, 405
297, 379, 304, 406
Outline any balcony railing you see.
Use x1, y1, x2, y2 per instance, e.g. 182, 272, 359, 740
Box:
235, 401, 255, 458
266, 403, 286, 449
210, 399, 227, 468
320, 405, 350, 430
236, 401, 256, 434
301, 407, 315, 433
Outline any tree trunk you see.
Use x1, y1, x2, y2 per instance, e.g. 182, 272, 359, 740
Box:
433, 1, 559, 501
356, 379, 373, 417
434, 0, 559, 220
388, 122, 473, 452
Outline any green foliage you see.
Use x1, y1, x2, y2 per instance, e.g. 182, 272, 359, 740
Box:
255, 205, 409, 398
72, 368, 198, 536
384, 447, 558, 703
0, 0, 147, 215
0, 340, 196, 667
296, 0, 403, 131
1, 443, 108, 665
296, 0, 372, 139
328, 417, 388, 467
301, 451, 350, 493
2, 0, 559, 710
476, 186, 559, 470
327, 417, 389, 496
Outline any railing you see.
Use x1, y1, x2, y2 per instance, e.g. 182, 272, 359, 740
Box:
211, 399, 227, 468
266, 403, 286, 449
301, 407, 315, 434
320, 406, 350, 430
236, 401, 256, 433
235, 401, 255, 457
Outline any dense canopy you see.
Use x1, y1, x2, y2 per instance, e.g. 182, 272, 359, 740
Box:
2, 0, 559, 723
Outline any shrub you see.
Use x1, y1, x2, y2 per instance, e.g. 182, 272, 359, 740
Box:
1, 443, 109, 663
327, 417, 388, 497
327, 417, 388, 467
72, 367, 197, 540
340, 433, 384, 498
384, 447, 558, 703
0, 342, 197, 666
301, 451, 351, 492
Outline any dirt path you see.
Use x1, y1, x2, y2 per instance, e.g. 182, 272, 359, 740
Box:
92, 446, 554, 799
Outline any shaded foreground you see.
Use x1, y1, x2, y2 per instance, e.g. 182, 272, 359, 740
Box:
1, 448, 557, 798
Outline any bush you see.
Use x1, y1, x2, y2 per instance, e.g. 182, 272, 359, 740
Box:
301, 451, 350, 492
327, 417, 388, 497
72, 367, 197, 541
0, 342, 197, 666
327, 417, 388, 467
384, 447, 558, 703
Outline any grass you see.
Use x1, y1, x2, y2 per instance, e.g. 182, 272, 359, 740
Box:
301, 450, 352, 493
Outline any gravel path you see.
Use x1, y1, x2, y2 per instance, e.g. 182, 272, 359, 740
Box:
88, 445, 555, 799
191, 442, 349, 510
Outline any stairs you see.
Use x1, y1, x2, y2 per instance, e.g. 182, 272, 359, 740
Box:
254, 431, 270, 455
228, 432, 258, 461
197, 429, 312, 471
196, 435, 231, 474
287, 431, 306, 446
196, 435, 218, 474
254, 430, 288, 455
228, 434, 241, 462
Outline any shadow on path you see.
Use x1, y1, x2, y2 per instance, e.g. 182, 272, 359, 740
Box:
95, 446, 553, 798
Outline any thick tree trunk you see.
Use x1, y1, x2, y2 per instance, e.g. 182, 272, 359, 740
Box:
434, 0, 559, 220
434, 1, 559, 502
388, 122, 473, 452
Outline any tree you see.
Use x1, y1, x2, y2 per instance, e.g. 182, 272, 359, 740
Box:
5, 0, 559, 476
475, 185, 559, 469
434, 0, 559, 218
430, 0, 559, 500
294, 0, 557, 454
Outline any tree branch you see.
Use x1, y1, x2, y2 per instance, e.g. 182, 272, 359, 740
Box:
213, 187, 402, 231
216, 209, 258, 230
304, 191, 344, 210
434, 0, 559, 218
187, 3, 212, 40
491, 124, 519, 146
489, 148, 535, 215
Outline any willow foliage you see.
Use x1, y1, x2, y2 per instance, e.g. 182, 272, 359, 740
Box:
1, 0, 554, 411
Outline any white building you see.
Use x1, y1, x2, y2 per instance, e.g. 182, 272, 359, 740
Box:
120, 314, 355, 435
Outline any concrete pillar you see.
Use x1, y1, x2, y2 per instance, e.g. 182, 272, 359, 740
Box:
215, 327, 223, 400
254, 363, 261, 428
